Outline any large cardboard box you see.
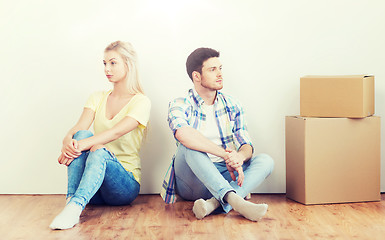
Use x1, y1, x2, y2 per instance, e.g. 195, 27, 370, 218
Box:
285, 116, 381, 205
300, 75, 374, 118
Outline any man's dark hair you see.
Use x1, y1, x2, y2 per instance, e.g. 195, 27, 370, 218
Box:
186, 48, 220, 81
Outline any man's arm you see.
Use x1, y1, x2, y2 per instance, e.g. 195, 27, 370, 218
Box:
237, 144, 253, 162
168, 96, 244, 185
222, 95, 254, 169
225, 144, 253, 169
175, 126, 228, 159
175, 125, 245, 186
168, 97, 227, 158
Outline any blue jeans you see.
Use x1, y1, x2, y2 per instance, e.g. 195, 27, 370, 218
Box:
67, 130, 140, 210
174, 144, 274, 213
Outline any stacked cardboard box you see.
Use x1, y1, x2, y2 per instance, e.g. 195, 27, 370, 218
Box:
286, 75, 381, 205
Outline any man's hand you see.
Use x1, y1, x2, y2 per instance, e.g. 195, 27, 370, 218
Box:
224, 148, 244, 169
226, 163, 244, 187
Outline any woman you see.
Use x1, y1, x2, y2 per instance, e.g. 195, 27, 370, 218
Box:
50, 41, 151, 230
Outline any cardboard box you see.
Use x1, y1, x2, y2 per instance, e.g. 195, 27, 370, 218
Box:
285, 116, 381, 205
300, 75, 374, 118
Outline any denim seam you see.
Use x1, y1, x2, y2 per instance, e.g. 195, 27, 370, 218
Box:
71, 153, 107, 209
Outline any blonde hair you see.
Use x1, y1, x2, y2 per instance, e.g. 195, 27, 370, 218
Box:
105, 41, 144, 94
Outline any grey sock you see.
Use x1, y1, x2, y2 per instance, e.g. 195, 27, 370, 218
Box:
193, 197, 220, 219
225, 192, 268, 221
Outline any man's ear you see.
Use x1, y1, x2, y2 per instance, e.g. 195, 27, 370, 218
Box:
192, 71, 201, 82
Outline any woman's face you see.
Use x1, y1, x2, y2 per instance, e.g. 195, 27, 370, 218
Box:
103, 50, 127, 83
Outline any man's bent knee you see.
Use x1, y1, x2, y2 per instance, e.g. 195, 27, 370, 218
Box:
261, 153, 274, 173
254, 153, 275, 174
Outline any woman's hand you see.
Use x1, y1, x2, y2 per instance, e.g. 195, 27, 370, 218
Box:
57, 108, 96, 166
59, 138, 88, 166
61, 139, 81, 159
58, 152, 75, 166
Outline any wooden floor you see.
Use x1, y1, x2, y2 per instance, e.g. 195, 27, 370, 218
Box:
1, 194, 385, 240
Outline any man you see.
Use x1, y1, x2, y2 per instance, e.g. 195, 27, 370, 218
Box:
161, 47, 274, 221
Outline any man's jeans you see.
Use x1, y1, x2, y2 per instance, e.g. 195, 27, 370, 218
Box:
66, 130, 140, 210
174, 144, 274, 213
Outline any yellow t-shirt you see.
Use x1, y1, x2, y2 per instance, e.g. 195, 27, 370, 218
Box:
84, 90, 151, 184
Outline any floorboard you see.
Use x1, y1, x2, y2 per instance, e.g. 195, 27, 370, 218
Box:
1, 194, 385, 240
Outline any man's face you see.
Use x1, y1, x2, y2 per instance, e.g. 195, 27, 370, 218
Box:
199, 57, 223, 91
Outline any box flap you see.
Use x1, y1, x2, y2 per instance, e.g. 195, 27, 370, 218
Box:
301, 75, 372, 79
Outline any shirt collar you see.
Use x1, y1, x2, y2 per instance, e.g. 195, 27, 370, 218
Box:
190, 88, 219, 107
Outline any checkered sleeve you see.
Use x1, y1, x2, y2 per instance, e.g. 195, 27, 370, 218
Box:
233, 100, 254, 150
167, 98, 191, 135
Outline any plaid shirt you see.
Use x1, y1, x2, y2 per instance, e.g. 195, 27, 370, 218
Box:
160, 89, 253, 204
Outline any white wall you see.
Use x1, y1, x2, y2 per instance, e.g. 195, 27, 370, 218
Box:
1, 0, 385, 194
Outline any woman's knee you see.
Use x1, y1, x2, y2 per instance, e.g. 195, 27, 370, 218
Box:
90, 144, 106, 152
86, 145, 113, 164
73, 130, 93, 141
